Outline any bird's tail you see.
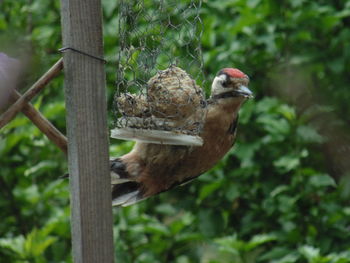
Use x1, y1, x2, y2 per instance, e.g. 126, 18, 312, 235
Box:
61, 158, 146, 207
110, 158, 145, 207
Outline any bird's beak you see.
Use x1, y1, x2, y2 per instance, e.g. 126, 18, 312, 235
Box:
236, 85, 253, 98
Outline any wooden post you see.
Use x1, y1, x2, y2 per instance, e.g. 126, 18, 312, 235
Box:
60, 0, 115, 262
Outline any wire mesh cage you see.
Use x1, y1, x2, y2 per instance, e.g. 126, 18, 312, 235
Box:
111, 0, 206, 146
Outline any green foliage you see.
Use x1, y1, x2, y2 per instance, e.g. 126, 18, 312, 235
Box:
1, 0, 350, 262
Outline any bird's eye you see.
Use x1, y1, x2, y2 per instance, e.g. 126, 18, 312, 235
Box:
221, 74, 231, 87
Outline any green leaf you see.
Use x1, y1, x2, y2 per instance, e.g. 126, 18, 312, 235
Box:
24, 161, 57, 177
273, 155, 300, 172
198, 180, 223, 202
309, 174, 337, 188
260, 247, 295, 261
199, 210, 224, 237
225, 184, 240, 201
24, 228, 58, 258
297, 125, 325, 143
299, 245, 320, 261
271, 252, 300, 263
214, 235, 242, 255
270, 185, 289, 197
0, 235, 26, 256
246, 234, 277, 250
144, 223, 170, 236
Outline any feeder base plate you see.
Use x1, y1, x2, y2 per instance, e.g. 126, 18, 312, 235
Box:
110, 128, 203, 146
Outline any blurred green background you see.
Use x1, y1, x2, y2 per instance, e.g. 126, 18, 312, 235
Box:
1, 0, 350, 262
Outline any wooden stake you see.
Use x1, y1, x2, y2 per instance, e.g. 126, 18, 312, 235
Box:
9, 90, 68, 154
0, 58, 63, 129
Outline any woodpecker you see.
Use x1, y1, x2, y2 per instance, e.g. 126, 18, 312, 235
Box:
111, 68, 253, 206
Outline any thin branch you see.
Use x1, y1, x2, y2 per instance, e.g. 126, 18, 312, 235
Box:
0, 58, 63, 129
9, 90, 68, 155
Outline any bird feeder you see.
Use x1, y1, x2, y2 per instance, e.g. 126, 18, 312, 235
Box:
111, 66, 206, 146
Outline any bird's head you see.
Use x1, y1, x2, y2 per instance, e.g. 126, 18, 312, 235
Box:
211, 68, 253, 99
